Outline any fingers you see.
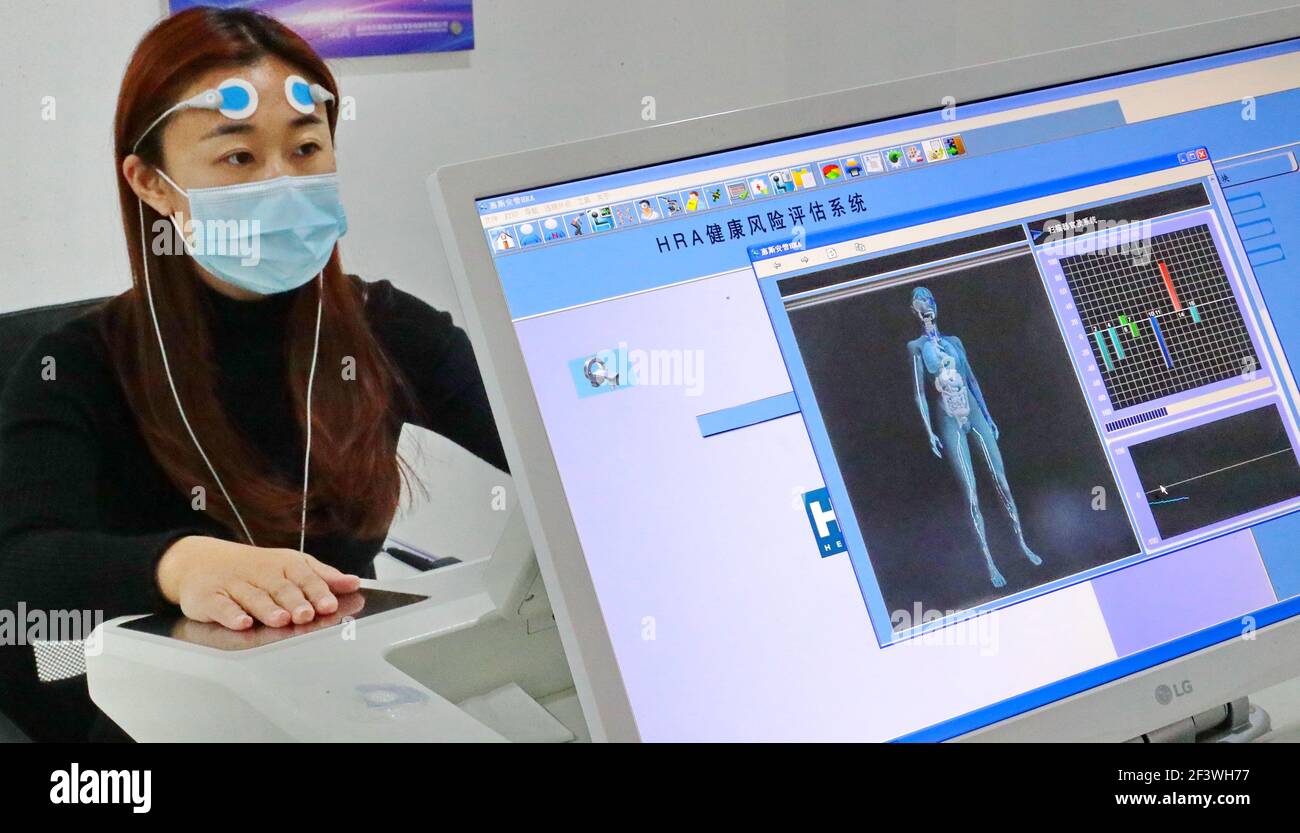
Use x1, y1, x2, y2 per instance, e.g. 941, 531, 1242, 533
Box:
305, 554, 361, 594
285, 559, 338, 615
201, 593, 254, 630
256, 552, 356, 625
172, 539, 361, 631
267, 577, 315, 625
229, 581, 291, 627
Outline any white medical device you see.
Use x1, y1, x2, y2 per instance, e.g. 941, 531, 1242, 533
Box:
87, 503, 587, 742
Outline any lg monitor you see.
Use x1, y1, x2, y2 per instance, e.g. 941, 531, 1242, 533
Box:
431, 9, 1300, 741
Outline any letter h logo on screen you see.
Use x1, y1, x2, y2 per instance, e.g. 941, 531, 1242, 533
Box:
803, 487, 846, 557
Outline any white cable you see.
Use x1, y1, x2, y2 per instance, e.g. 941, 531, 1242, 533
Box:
132, 101, 188, 155
299, 272, 323, 553
139, 199, 257, 546
139, 199, 321, 551
131, 88, 231, 154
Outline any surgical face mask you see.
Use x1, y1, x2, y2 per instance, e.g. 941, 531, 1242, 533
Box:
158, 170, 348, 295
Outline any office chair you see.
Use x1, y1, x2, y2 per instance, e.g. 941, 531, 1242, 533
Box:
0, 297, 109, 742
0, 298, 109, 390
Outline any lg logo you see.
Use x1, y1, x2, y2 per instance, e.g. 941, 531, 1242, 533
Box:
1155, 680, 1193, 705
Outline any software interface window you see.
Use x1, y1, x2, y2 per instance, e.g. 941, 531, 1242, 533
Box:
477, 40, 1300, 740
754, 151, 1300, 646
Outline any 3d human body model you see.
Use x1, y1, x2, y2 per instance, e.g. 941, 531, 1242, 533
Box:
906, 287, 1042, 588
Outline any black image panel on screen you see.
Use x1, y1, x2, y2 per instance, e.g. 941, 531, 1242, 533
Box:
784, 245, 1139, 621
1058, 223, 1258, 411
1128, 404, 1300, 540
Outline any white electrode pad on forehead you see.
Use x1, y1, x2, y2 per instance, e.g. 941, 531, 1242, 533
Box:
284, 74, 334, 114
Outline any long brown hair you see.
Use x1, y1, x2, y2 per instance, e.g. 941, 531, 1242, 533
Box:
107, 7, 404, 545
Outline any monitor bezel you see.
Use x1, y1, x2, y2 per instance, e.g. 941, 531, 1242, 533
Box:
429, 8, 1300, 742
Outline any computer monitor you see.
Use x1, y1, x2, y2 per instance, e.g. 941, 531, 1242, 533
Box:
430, 9, 1300, 741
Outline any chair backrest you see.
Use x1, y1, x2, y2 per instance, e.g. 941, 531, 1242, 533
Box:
0, 299, 109, 394
0, 298, 109, 742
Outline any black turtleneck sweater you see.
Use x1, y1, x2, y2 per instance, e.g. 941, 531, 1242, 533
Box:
0, 276, 507, 741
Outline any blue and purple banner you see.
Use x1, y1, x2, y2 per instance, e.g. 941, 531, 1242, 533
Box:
168, 1, 474, 57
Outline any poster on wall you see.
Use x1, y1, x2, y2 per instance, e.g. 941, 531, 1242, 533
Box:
167, 1, 474, 57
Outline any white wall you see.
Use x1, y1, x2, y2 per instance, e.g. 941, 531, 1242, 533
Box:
2, 0, 1289, 316
0, 0, 1287, 557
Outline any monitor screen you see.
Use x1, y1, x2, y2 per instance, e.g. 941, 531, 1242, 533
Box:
470, 38, 1300, 741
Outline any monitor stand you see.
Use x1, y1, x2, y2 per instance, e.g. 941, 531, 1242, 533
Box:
1126, 697, 1270, 743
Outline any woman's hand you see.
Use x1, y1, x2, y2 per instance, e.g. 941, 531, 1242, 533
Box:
156, 535, 361, 630
168, 590, 370, 649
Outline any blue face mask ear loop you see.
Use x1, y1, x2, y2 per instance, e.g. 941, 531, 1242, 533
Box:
151, 170, 193, 256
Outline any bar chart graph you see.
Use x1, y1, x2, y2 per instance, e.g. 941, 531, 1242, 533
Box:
1059, 224, 1257, 410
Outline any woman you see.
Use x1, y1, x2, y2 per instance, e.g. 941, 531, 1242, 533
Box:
0, 7, 507, 741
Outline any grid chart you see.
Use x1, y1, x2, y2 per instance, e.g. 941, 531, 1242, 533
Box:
1058, 224, 1258, 411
